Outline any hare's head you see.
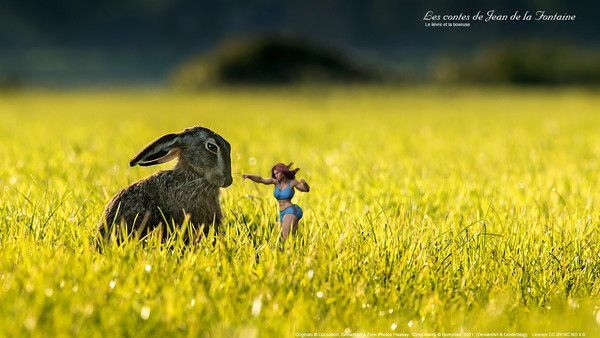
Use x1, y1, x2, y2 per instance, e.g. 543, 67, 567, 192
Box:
129, 126, 233, 187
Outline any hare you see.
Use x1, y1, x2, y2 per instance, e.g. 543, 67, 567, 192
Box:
98, 126, 232, 241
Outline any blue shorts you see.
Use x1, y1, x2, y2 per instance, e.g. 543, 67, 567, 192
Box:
279, 204, 303, 221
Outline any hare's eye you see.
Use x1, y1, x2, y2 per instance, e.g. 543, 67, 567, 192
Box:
205, 141, 219, 154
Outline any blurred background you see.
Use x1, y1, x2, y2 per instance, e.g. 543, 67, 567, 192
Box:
0, 0, 599, 89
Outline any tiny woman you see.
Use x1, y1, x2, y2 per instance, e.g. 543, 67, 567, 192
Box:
243, 163, 310, 240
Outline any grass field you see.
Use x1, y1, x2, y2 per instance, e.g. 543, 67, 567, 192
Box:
0, 87, 598, 337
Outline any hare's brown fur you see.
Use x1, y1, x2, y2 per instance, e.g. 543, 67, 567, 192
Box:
98, 126, 232, 241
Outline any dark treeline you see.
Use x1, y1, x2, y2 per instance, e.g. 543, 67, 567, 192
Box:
2, 0, 598, 49
0, 0, 598, 86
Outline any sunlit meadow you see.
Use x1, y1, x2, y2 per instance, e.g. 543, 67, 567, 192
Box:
0, 87, 598, 337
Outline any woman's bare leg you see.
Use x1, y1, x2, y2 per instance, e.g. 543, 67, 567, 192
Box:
291, 218, 300, 235
281, 214, 297, 241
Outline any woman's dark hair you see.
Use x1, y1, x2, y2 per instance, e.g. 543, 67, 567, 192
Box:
271, 162, 300, 179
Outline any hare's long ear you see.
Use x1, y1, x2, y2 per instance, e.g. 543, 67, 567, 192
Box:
129, 133, 182, 167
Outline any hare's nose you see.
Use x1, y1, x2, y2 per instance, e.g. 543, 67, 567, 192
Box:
223, 175, 233, 187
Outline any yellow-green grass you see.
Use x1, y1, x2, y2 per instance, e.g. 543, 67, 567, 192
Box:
0, 87, 598, 337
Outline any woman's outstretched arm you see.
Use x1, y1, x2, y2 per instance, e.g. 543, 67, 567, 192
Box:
242, 174, 276, 185
292, 178, 310, 192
